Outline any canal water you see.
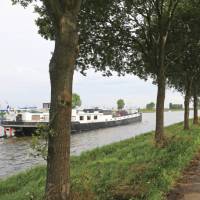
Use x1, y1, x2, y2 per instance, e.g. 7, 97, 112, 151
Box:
0, 111, 194, 179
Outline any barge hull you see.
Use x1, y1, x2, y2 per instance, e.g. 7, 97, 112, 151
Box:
72, 114, 142, 132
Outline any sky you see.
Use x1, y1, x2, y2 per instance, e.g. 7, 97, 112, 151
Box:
0, 0, 184, 109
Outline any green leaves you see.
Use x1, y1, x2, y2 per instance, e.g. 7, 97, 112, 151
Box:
30, 124, 54, 160
11, 0, 36, 7
167, 0, 200, 94
34, 5, 55, 40
72, 93, 81, 109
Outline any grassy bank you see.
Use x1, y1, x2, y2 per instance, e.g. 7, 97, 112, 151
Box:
1, 122, 200, 200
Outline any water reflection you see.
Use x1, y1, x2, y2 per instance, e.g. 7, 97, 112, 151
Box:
0, 111, 193, 178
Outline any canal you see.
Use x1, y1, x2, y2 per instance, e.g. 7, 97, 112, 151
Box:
0, 111, 193, 179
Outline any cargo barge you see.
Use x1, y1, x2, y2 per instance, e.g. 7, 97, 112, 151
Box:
1, 108, 142, 137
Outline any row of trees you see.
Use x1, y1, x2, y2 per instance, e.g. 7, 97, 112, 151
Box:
167, 1, 200, 129
169, 103, 183, 110
11, 0, 200, 199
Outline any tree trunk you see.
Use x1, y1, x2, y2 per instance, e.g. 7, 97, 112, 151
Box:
193, 87, 198, 124
155, 35, 167, 145
155, 72, 166, 144
45, 14, 79, 200
184, 81, 192, 130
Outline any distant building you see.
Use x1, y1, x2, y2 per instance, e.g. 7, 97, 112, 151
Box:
43, 103, 50, 109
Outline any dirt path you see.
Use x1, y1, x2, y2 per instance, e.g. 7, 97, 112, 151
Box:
167, 152, 200, 200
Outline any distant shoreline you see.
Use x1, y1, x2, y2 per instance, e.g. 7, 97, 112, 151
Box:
140, 108, 186, 113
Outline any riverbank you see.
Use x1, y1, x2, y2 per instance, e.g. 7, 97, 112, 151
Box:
140, 108, 184, 113
1, 121, 200, 200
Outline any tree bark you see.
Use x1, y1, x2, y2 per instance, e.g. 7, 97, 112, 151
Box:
45, 11, 79, 200
155, 71, 166, 144
193, 87, 198, 124
184, 80, 192, 130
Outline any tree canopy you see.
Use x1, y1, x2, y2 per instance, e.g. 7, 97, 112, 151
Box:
146, 102, 155, 110
117, 99, 125, 110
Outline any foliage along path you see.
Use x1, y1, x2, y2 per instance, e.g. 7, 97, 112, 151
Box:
167, 152, 200, 200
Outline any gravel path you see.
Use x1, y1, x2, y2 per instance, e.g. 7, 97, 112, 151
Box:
167, 152, 200, 200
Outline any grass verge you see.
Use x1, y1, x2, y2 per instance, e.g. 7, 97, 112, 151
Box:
1, 121, 200, 200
